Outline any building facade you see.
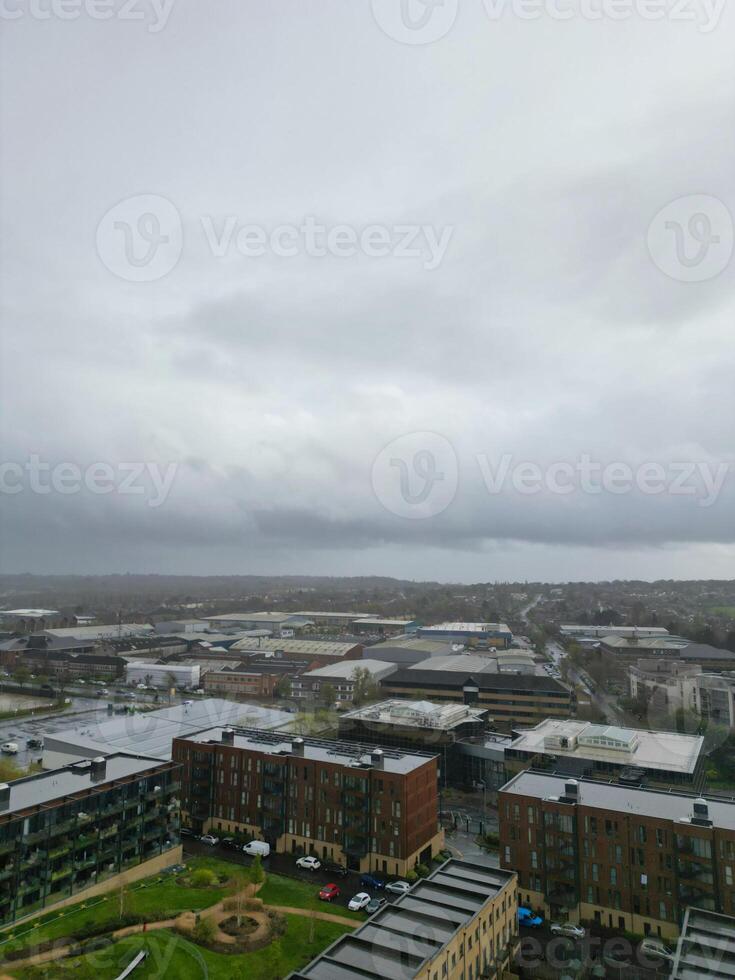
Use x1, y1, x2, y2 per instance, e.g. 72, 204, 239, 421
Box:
287, 859, 519, 980
173, 727, 444, 876
290, 659, 398, 705
499, 771, 735, 939
0, 754, 181, 926
417, 623, 513, 648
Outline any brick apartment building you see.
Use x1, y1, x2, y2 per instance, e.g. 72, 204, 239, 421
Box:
499, 771, 735, 940
172, 727, 444, 876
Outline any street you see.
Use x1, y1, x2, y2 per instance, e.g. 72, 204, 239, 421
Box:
517, 922, 672, 979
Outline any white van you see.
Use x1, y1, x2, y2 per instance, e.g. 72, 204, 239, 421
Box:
243, 840, 270, 858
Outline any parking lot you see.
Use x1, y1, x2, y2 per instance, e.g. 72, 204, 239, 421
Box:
183, 837, 407, 915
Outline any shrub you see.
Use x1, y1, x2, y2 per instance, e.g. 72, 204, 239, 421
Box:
190, 868, 218, 888
405, 870, 418, 883
191, 916, 217, 946
250, 854, 265, 885
416, 864, 430, 878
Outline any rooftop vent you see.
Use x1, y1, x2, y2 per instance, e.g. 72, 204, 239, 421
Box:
692, 797, 711, 826
0, 783, 9, 811
371, 748, 384, 770
90, 757, 107, 781
562, 779, 580, 803
292, 737, 305, 755
221, 728, 235, 745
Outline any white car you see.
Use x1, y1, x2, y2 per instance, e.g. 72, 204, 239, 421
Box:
550, 922, 585, 939
137, 683, 148, 690
385, 880, 411, 895
200, 834, 220, 846
348, 892, 371, 911
296, 855, 321, 871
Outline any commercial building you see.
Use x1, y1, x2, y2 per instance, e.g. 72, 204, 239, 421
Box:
206, 612, 314, 632
293, 611, 370, 628
125, 662, 200, 690
41, 699, 294, 768
504, 719, 705, 789
173, 728, 444, 876
561, 625, 671, 640
351, 618, 419, 636
598, 636, 735, 670
0, 609, 65, 632
291, 659, 398, 704
671, 906, 735, 979
418, 623, 513, 648
203, 660, 308, 699
338, 699, 490, 788
287, 859, 519, 980
0, 754, 181, 926
43, 623, 155, 642
368, 634, 461, 666
381, 655, 572, 731
499, 771, 735, 939
229, 637, 364, 668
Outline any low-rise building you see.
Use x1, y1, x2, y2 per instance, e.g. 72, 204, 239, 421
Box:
381, 655, 572, 731
671, 906, 735, 979
504, 718, 705, 789
125, 662, 200, 690
561, 625, 671, 640
229, 637, 364, 668
351, 618, 419, 636
291, 659, 398, 704
173, 727, 444, 875
418, 622, 513, 648
206, 612, 314, 633
499, 771, 735, 939
286, 859, 519, 980
600, 636, 734, 669
0, 754, 181, 926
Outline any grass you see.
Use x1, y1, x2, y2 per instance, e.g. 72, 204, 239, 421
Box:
257, 873, 363, 920
0, 857, 236, 959
709, 605, 735, 618
9, 916, 354, 979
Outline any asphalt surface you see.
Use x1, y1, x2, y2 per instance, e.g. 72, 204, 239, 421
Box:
183, 838, 404, 915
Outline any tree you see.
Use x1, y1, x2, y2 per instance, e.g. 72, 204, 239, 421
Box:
250, 853, 265, 885
320, 682, 336, 707
351, 667, 378, 706
12, 666, 30, 689
274, 675, 292, 700
166, 672, 177, 703
144, 673, 154, 688
230, 868, 251, 927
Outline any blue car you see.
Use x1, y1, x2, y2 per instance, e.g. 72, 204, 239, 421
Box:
360, 873, 385, 890
517, 907, 544, 928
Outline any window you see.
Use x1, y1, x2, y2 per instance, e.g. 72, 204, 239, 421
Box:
726, 866, 733, 886
610, 867, 617, 885
504, 846, 511, 864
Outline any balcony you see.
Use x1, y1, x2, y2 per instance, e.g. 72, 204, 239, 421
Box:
0, 839, 18, 856
49, 841, 72, 860
100, 824, 119, 840
17, 877, 42, 896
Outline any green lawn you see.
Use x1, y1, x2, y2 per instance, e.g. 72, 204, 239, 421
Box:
257, 873, 363, 920
0, 857, 236, 960
709, 605, 735, 618
10, 916, 354, 979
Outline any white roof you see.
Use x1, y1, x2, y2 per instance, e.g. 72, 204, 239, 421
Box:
44, 623, 154, 640
302, 659, 396, 679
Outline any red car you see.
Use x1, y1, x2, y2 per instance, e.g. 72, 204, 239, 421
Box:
319, 883, 340, 902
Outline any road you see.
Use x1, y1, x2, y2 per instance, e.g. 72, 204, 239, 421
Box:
520, 594, 543, 624
516, 922, 671, 979
545, 639, 624, 724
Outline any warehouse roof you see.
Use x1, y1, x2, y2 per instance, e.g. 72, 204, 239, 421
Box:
287, 859, 516, 980
43, 624, 154, 640
300, 659, 396, 680
341, 699, 486, 730
42, 699, 293, 761
230, 638, 361, 657
385, 663, 569, 694
501, 771, 735, 830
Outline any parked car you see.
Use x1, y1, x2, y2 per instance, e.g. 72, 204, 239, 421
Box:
385, 880, 411, 895
296, 855, 321, 871
97, 688, 109, 696
366, 897, 387, 914
360, 873, 385, 890
220, 837, 239, 850
319, 883, 340, 902
1, 743, 18, 755
639, 939, 673, 960
179, 827, 198, 839
200, 834, 220, 846
517, 907, 544, 928
243, 840, 271, 858
348, 892, 371, 911
325, 863, 349, 878
550, 922, 585, 939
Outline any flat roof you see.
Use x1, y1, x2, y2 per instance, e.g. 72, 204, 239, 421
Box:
180, 728, 436, 775
509, 718, 703, 774
207, 612, 313, 624
353, 618, 416, 626
341, 699, 486, 729
501, 771, 735, 831
288, 859, 515, 980
387, 664, 568, 693
419, 622, 512, 633
0, 609, 59, 617
672, 907, 735, 979
294, 611, 370, 619
301, 659, 396, 679
0, 753, 170, 818
42, 699, 293, 761
231, 638, 361, 657
43, 624, 154, 640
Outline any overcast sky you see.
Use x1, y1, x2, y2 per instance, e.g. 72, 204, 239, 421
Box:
1, 0, 734, 582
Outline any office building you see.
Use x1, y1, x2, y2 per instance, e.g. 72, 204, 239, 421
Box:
505, 719, 705, 789
351, 618, 419, 636
381, 655, 572, 731
0, 754, 181, 926
173, 728, 444, 876
499, 771, 735, 939
291, 659, 398, 704
561, 625, 671, 640
287, 859, 519, 980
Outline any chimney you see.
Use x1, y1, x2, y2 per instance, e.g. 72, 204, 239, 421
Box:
0, 783, 9, 811
371, 748, 384, 769
292, 737, 305, 756
91, 757, 107, 781
221, 728, 235, 745
563, 779, 579, 803
692, 797, 711, 826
